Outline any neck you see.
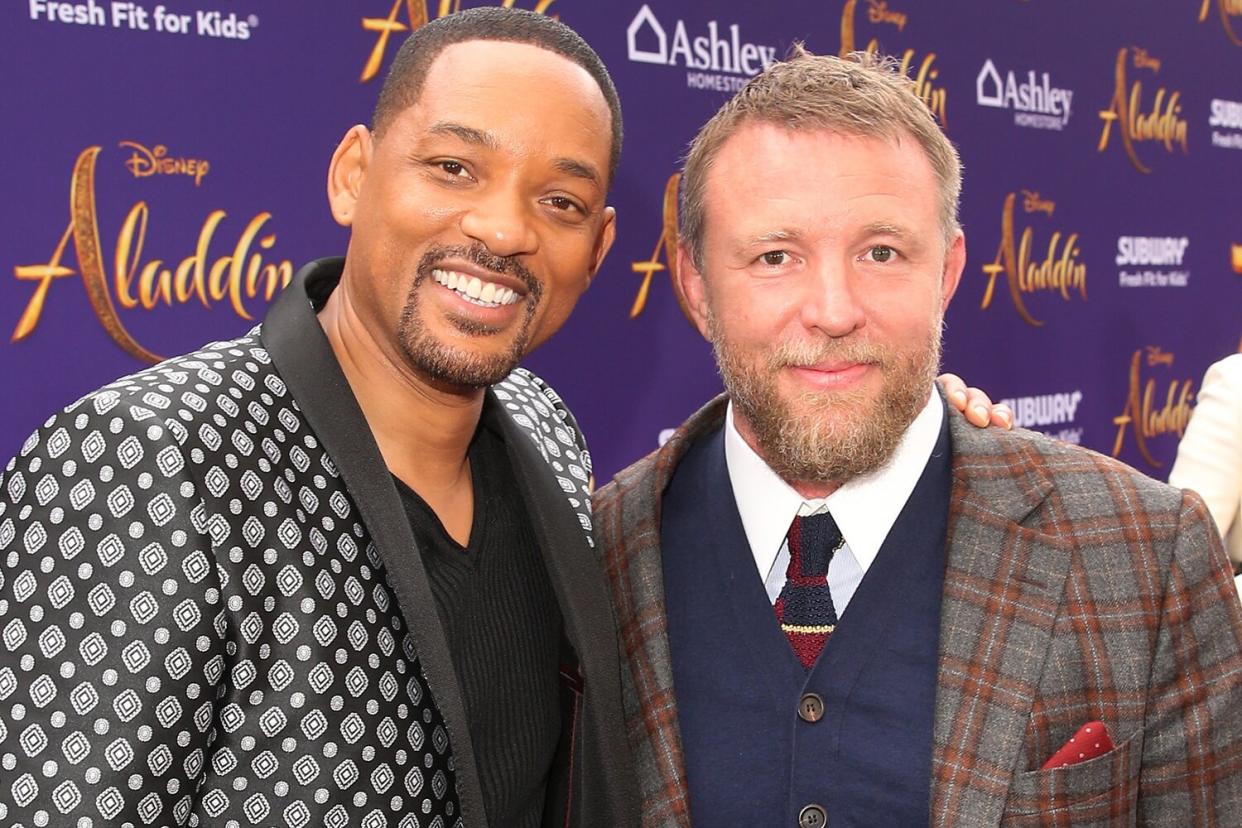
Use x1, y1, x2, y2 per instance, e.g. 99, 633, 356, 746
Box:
318, 280, 482, 497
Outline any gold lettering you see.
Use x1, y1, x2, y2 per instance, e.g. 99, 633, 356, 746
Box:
1200, 0, 1242, 45
1146, 345, 1174, 368
840, 1, 946, 124
980, 192, 1086, 327
11, 147, 294, 361
1112, 347, 1196, 467
114, 202, 148, 310
1021, 189, 1055, 216
68, 148, 162, 362
1098, 49, 1148, 173
11, 224, 74, 344
119, 141, 210, 186
1129, 88, 1189, 153
840, 0, 863, 53
1131, 47, 1161, 73
1098, 48, 1188, 172
361, 0, 555, 83
867, 0, 907, 30
630, 173, 681, 318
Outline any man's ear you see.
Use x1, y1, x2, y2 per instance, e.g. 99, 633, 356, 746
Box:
586, 206, 617, 288
675, 243, 712, 340
327, 125, 372, 227
940, 231, 966, 311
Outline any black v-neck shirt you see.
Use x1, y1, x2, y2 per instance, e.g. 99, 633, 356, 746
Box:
393, 418, 563, 828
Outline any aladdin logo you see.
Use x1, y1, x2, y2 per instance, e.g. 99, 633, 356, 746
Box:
1199, 0, 1242, 46
839, 0, 947, 126
998, 389, 1084, 444
1209, 98, 1242, 149
361, 0, 556, 82
121, 141, 210, 186
975, 59, 1073, 130
629, 173, 682, 318
1097, 47, 1189, 173
1116, 236, 1190, 288
11, 146, 293, 363
980, 190, 1086, 327
1111, 345, 1196, 468
626, 5, 777, 93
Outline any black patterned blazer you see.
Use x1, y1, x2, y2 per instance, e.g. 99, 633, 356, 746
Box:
0, 259, 637, 828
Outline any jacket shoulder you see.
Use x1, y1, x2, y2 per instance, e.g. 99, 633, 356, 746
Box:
952, 418, 1207, 566
3, 330, 288, 480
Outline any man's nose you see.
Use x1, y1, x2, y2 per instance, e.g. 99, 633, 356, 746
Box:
798, 261, 866, 338
459, 189, 539, 259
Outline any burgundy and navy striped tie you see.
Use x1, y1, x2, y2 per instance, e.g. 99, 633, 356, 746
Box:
775, 511, 843, 669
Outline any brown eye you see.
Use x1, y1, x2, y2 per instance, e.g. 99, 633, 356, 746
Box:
870, 245, 894, 263
438, 160, 468, 177
761, 251, 788, 266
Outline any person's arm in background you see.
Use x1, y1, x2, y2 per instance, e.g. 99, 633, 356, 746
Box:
1170, 353, 1242, 597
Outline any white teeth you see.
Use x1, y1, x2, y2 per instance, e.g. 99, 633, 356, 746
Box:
431, 268, 522, 307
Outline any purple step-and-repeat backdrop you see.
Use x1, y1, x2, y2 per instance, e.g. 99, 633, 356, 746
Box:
4, 0, 1241, 483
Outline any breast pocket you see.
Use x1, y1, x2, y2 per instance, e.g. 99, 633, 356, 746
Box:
1001, 728, 1143, 827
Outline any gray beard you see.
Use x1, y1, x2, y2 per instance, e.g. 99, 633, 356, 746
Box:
709, 313, 942, 488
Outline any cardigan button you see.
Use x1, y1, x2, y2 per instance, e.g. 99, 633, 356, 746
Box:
799, 803, 827, 827
798, 692, 825, 723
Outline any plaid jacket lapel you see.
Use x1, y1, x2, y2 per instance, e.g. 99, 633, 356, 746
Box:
931, 410, 1075, 827
596, 396, 728, 828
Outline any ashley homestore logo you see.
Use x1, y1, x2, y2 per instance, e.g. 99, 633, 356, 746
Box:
626, 4, 777, 92
976, 59, 1074, 130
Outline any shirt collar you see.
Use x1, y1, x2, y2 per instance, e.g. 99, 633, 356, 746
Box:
724, 388, 944, 581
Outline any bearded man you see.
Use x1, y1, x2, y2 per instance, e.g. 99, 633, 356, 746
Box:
596, 48, 1242, 828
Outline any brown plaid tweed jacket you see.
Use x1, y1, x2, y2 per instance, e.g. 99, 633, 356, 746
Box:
595, 394, 1242, 827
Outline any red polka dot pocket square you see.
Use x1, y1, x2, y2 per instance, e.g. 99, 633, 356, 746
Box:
1040, 720, 1116, 770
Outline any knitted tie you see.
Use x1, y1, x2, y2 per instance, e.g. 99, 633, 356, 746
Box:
775, 511, 842, 669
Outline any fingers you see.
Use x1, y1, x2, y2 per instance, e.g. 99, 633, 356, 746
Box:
936, 373, 1013, 430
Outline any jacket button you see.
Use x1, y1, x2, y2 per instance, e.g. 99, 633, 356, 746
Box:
799, 803, 827, 827
798, 692, 825, 723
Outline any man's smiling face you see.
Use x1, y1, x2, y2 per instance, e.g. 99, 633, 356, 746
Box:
335, 39, 616, 388
680, 122, 964, 488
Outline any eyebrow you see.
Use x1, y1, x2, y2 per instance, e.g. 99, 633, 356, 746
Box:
428, 121, 500, 150
864, 222, 910, 238
552, 157, 602, 188
428, 121, 602, 189
734, 229, 801, 254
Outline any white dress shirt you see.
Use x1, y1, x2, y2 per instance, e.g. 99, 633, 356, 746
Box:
724, 389, 944, 617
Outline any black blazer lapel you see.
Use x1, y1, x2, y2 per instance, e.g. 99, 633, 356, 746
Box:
494, 401, 638, 827
260, 259, 486, 826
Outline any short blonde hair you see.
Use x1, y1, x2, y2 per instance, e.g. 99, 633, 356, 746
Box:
680, 47, 962, 268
